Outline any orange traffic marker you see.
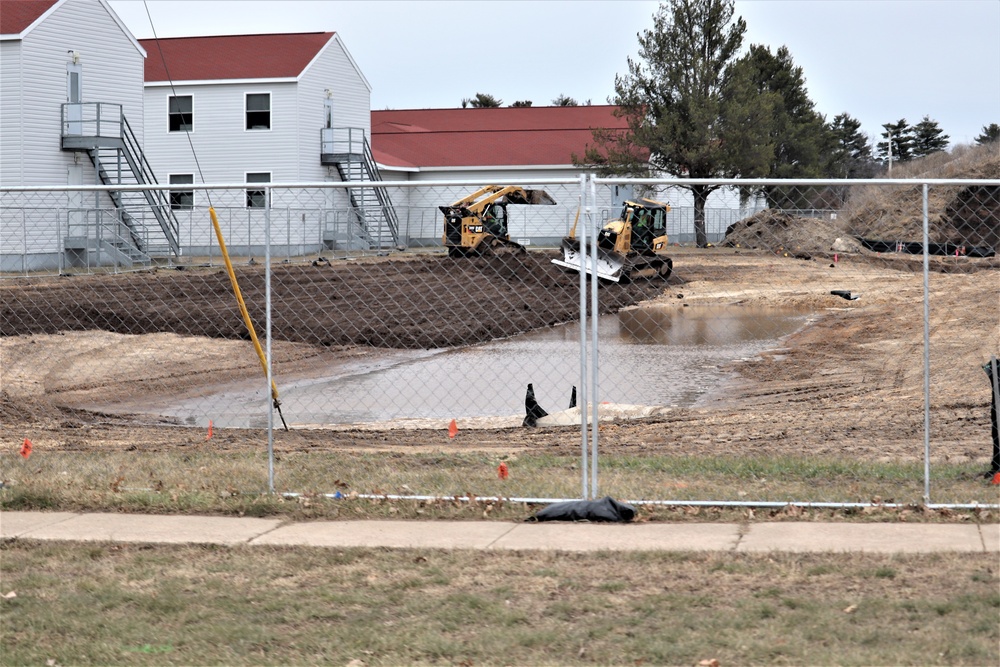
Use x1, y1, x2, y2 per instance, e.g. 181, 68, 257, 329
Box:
206, 420, 214, 440
448, 419, 458, 439
991, 472, 1000, 486
497, 462, 509, 480
19, 438, 32, 459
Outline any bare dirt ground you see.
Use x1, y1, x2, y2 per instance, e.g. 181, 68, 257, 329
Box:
2, 246, 998, 469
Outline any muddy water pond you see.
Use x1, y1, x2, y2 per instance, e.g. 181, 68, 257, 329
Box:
152, 304, 813, 428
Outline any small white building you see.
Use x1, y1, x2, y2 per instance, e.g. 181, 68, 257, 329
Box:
372, 105, 627, 247
0, 0, 153, 270
139, 32, 396, 255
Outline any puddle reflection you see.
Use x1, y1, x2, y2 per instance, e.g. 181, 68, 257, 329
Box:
128, 305, 814, 427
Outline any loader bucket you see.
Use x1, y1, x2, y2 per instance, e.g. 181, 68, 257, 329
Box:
505, 189, 556, 206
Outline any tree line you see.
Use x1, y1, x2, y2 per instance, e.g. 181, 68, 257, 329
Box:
459, 0, 998, 247
460, 93, 590, 108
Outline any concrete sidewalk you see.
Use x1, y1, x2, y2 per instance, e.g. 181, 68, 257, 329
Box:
1, 511, 998, 553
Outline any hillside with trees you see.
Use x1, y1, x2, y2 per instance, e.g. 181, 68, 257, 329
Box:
574, 0, 997, 246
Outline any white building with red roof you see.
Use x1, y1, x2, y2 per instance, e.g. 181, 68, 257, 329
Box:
0, 0, 156, 270
1, 1, 741, 267
371, 105, 633, 246
138, 31, 396, 253
139, 32, 370, 187
370, 105, 747, 246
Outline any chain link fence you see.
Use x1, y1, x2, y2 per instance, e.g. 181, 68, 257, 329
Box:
2, 175, 998, 508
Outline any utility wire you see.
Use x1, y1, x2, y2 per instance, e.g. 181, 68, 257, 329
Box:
142, 0, 212, 208
140, 1, 288, 432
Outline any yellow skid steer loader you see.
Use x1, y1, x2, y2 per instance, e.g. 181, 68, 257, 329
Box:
441, 185, 556, 257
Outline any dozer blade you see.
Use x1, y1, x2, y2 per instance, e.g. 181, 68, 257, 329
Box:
551, 237, 626, 282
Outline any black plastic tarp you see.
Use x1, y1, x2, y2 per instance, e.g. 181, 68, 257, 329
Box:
985, 359, 1000, 475
529, 496, 637, 522
858, 238, 995, 258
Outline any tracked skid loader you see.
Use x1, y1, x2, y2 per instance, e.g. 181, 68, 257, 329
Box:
441, 185, 556, 257
552, 198, 673, 283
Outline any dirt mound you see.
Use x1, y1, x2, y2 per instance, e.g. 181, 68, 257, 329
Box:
720, 210, 860, 255
943, 185, 1000, 249
844, 142, 1000, 249
0, 252, 672, 351
717, 145, 1000, 256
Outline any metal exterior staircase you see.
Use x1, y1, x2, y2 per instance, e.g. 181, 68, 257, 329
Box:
61, 103, 181, 264
320, 127, 399, 249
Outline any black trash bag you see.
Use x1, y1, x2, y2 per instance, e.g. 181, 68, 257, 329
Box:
984, 359, 1000, 476
529, 496, 636, 523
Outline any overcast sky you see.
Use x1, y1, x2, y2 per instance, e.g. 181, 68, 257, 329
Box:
108, 0, 1000, 148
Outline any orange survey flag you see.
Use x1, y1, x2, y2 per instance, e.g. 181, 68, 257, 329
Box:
20, 438, 32, 458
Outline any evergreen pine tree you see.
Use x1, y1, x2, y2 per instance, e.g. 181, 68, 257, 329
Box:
577, 0, 774, 247
911, 115, 949, 157
974, 123, 1000, 144
830, 112, 877, 178
878, 119, 914, 163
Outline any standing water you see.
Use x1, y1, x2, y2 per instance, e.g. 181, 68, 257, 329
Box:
155, 304, 812, 428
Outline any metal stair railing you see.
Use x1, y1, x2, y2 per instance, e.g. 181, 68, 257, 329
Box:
338, 162, 389, 249
89, 150, 148, 254
61, 102, 181, 257
359, 134, 400, 246
118, 113, 181, 256
320, 127, 399, 248
65, 208, 150, 269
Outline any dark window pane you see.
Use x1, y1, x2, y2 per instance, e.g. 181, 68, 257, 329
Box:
246, 94, 270, 130
246, 173, 269, 207
169, 96, 193, 132
169, 174, 194, 210
246, 94, 269, 111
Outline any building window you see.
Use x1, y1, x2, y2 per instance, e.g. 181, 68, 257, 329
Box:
246, 172, 270, 208
246, 93, 270, 130
169, 174, 194, 210
168, 95, 193, 132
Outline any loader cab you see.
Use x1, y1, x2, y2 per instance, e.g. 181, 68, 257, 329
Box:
482, 202, 508, 238
623, 200, 669, 251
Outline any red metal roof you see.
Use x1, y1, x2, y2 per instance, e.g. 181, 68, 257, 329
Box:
1, 0, 59, 35
139, 32, 334, 82
371, 106, 633, 169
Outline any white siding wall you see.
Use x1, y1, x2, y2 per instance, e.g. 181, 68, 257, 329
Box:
0, 0, 145, 268
140, 33, 375, 253
296, 33, 371, 216
0, 41, 24, 187
143, 80, 301, 185
375, 167, 760, 246
1, 0, 144, 187
297, 33, 371, 181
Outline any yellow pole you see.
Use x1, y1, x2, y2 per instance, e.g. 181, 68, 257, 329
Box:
208, 207, 285, 423
568, 207, 581, 239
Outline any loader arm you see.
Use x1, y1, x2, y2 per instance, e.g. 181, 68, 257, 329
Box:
446, 185, 556, 214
